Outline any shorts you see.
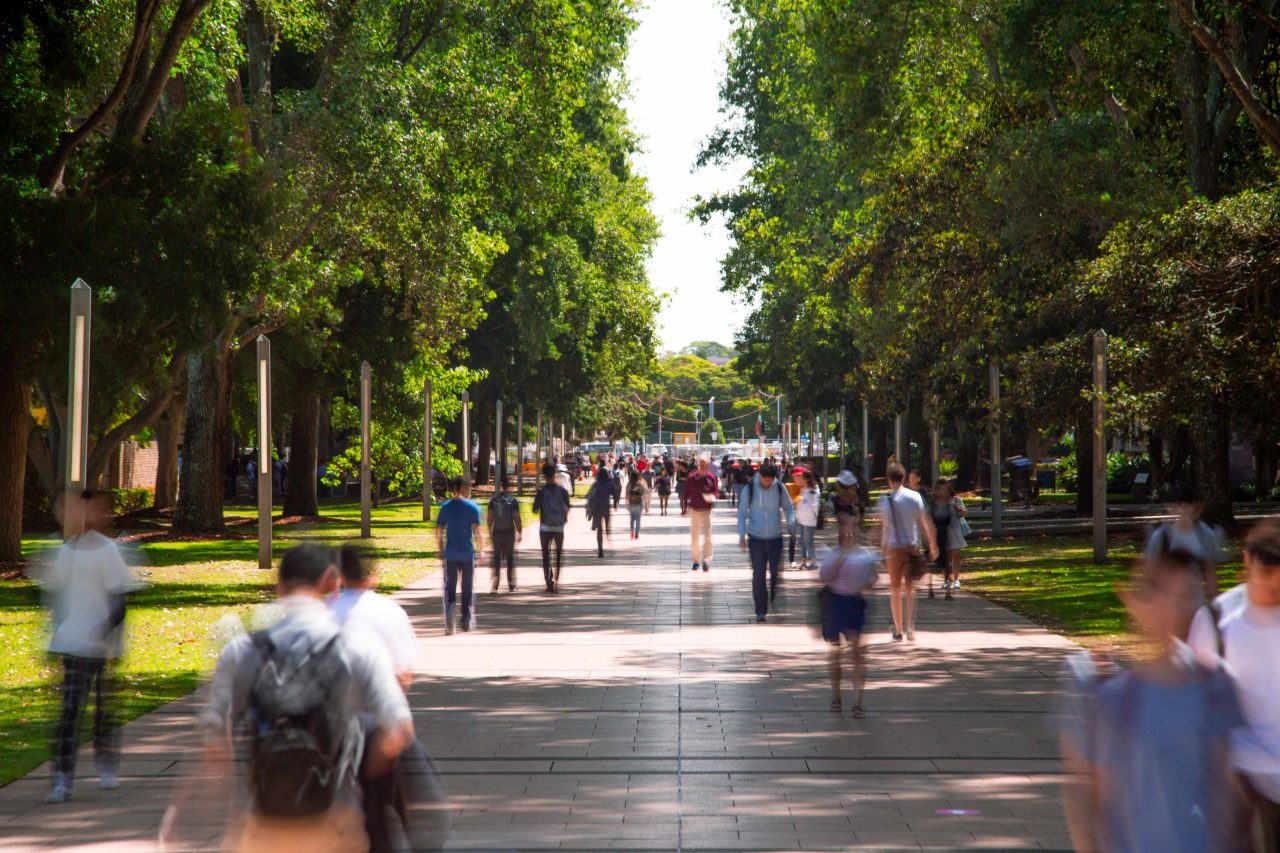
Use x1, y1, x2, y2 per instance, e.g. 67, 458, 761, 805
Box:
823, 593, 868, 642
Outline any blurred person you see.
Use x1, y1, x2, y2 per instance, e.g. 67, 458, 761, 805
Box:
191, 543, 413, 853
436, 477, 484, 633
1189, 520, 1280, 851
732, 461, 751, 508
42, 490, 137, 804
675, 459, 689, 515
486, 476, 523, 593
532, 463, 571, 593
554, 463, 574, 499
1059, 550, 1244, 853
640, 460, 655, 513
655, 467, 672, 516
928, 480, 969, 599
819, 536, 879, 717
585, 465, 617, 559
794, 470, 821, 570
625, 467, 647, 539
687, 455, 719, 572
332, 546, 447, 853
832, 469, 863, 548
737, 462, 795, 622
1145, 484, 1228, 600
879, 462, 938, 642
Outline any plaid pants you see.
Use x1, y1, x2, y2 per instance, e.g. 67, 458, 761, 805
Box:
52, 654, 119, 780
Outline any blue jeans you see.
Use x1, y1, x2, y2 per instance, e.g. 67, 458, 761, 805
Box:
443, 559, 475, 630
747, 535, 783, 617
629, 503, 642, 535
797, 524, 816, 561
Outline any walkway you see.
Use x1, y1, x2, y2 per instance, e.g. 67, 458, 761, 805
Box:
0, 500, 1077, 851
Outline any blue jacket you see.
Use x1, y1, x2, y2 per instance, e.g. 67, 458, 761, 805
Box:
737, 474, 795, 540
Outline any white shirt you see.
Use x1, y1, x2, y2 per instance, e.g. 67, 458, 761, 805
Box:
43, 531, 136, 659
1143, 521, 1226, 564
878, 487, 926, 549
1188, 584, 1249, 665
819, 546, 879, 596
331, 588, 418, 676
795, 486, 820, 527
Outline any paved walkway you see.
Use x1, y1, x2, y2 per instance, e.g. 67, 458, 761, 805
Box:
1, 501, 1077, 851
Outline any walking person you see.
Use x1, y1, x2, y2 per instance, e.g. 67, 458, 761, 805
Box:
794, 470, 821, 570
532, 463, 571, 593
819, 537, 879, 717
626, 467, 647, 539
676, 459, 690, 515
942, 482, 968, 594
879, 462, 938, 641
655, 467, 672, 516
687, 454, 720, 572
41, 490, 137, 804
737, 462, 796, 622
586, 465, 617, 558
436, 477, 484, 633
927, 481, 954, 601
832, 469, 863, 547
641, 461, 655, 513
188, 543, 413, 853
487, 476, 523, 593
1144, 484, 1228, 600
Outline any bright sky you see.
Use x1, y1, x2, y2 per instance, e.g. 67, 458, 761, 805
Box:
625, 0, 749, 354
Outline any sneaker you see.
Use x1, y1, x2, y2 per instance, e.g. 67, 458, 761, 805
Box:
692, 562, 699, 571
702, 563, 710, 572
100, 772, 119, 790
941, 579, 951, 590
44, 785, 70, 804
445, 621, 455, 636
756, 614, 766, 623
952, 579, 962, 590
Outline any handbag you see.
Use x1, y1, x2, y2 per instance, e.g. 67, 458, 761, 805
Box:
815, 586, 836, 642
888, 492, 928, 580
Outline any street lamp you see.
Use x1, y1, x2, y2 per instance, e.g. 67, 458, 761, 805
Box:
423, 378, 432, 522
360, 361, 371, 538
65, 279, 92, 537
461, 390, 470, 481
257, 336, 272, 567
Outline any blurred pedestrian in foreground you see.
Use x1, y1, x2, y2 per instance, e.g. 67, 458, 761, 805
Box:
818, 537, 878, 718
193, 544, 413, 853
1189, 520, 1280, 851
436, 477, 484, 633
42, 489, 137, 804
1059, 550, 1244, 853
333, 546, 448, 853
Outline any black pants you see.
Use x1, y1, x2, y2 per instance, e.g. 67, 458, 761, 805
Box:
52, 654, 118, 780
443, 560, 474, 629
491, 529, 516, 588
539, 530, 564, 586
748, 535, 784, 617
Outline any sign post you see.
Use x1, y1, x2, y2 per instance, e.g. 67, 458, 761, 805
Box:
257, 336, 272, 565
65, 279, 92, 538
1093, 331, 1108, 563
423, 378, 432, 521
862, 403, 870, 482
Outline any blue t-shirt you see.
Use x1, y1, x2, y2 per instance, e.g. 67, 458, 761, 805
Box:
437, 498, 481, 561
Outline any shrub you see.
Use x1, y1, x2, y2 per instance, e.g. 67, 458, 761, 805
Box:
938, 458, 958, 478
110, 488, 153, 515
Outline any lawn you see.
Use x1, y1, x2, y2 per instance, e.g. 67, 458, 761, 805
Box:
0, 498, 494, 788
961, 533, 1244, 657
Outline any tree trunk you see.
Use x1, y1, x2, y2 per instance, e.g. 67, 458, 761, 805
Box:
955, 421, 979, 492
0, 357, 32, 563
1149, 429, 1165, 497
1075, 412, 1094, 515
283, 395, 319, 517
1189, 394, 1233, 525
172, 350, 229, 533
154, 393, 185, 509
872, 417, 889, 479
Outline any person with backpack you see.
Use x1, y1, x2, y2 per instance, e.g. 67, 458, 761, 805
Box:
1058, 549, 1245, 853
655, 467, 672, 516
1188, 519, 1280, 851
1144, 484, 1228, 601
532, 463, 571, 593
585, 465, 617, 559
436, 477, 484, 634
626, 467, 648, 539
879, 462, 938, 642
794, 470, 822, 570
737, 462, 796, 622
196, 543, 413, 852
487, 476, 523, 594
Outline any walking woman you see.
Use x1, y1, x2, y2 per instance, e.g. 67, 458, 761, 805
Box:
928, 481, 954, 600
943, 482, 968, 594
626, 467, 647, 539
819, 538, 879, 717
832, 470, 862, 547
655, 467, 672, 515
878, 463, 938, 641
676, 460, 690, 515
586, 465, 617, 558
794, 470, 821, 570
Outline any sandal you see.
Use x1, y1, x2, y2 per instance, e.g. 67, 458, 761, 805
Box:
829, 698, 842, 712
852, 705, 866, 719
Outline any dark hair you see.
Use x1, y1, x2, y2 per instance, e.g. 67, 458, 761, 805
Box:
759, 462, 778, 479
501, 475, 515, 489
448, 476, 465, 493
338, 543, 373, 585
1169, 484, 1200, 505
542, 462, 556, 479
1142, 548, 1205, 594
596, 466, 611, 481
279, 543, 337, 591
802, 470, 817, 487
1245, 519, 1280, 566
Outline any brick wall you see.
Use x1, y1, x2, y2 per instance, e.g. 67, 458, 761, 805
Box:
107, 440, 159, 490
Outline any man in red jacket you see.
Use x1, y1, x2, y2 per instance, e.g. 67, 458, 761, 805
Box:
687, 455, 719, 572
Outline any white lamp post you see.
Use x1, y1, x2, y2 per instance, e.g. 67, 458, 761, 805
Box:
1093, 331, 1108, 563
360, 361, 371, 538
423, 378, 432, 522
65, 279, 92, 538
256, 336, 272, 567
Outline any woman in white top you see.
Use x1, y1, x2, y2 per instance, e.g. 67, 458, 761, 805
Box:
794, 471, 821, 569
878, 462, 938, 642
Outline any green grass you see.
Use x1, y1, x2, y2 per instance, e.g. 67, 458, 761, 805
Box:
961, 534, 1243, 655
0, 499, 451, 788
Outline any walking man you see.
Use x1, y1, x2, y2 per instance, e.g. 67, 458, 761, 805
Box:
532, 463, 571, 592
42, 490, 137, 803
487, 476, 522, 593
436, 477, 484, 633
737, 462, 795, 622
687, 454, 719, 571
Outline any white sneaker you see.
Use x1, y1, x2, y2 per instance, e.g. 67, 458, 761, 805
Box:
44, 785, 70, 804
952, 580, 962, 590
100, 772, 119, 790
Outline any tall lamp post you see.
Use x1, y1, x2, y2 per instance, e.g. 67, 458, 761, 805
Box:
516, 404, 525, 495
1093, 331, 1108, 563
65, 279, 92, 537
257, 336, 272, 566
495, 399, 505, 483
990, 360, 1002, 538
422, 378, 432, 522
360, 361, 371, 538
461, 390, 471, 482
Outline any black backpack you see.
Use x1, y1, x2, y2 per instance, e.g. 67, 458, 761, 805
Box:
489, 494, 517, 531
247, 631, 349, 817
537, 485, 569, 527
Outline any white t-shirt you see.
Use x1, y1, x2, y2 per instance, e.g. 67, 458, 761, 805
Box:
44, 531, 136, 659
1187, 584, 1249, 666
1221, 603, 1280, 801
1143, 521, 1227, 564
878, 488, 925, 549
795, 486, 820, 527
331, 588, 418, 677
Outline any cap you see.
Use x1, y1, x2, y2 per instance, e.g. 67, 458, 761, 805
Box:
836, 470, 857, 487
